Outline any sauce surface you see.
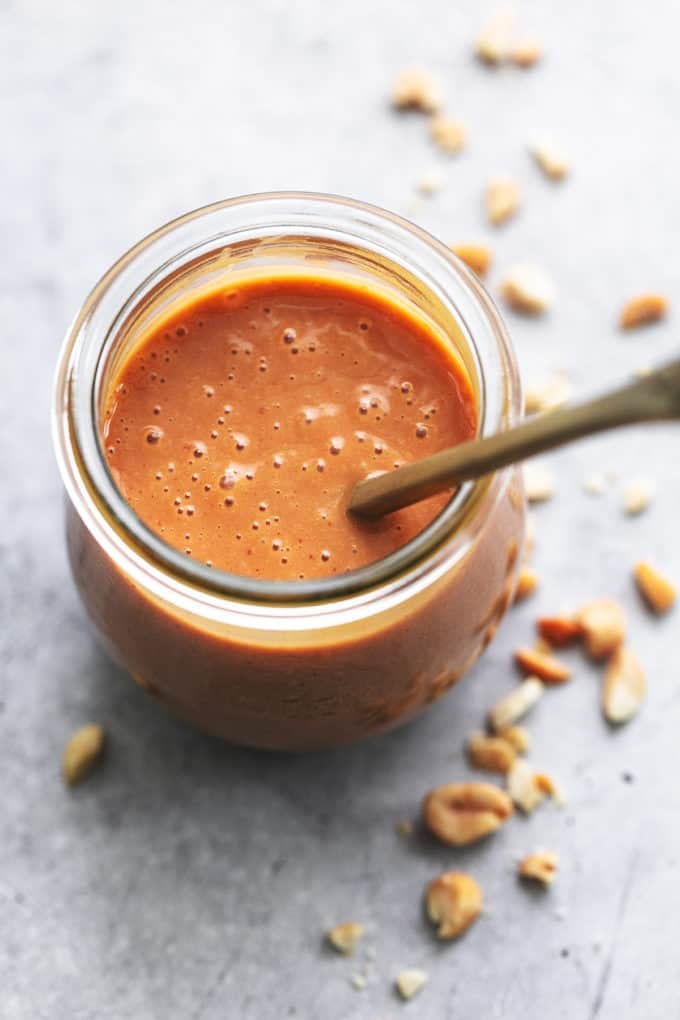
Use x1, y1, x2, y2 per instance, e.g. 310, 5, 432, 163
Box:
103, 275, 477, 580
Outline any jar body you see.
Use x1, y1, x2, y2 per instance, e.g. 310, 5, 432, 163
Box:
65, 473, 524, 749
53, 194, 525, 751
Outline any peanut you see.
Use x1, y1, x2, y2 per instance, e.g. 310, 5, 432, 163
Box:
634, 561, 677, 614
501, 265, 554, 314
619, 293, 667, 330
430, 115, 466, 153
425, 872, 483, 939
519, 851, 558, 886
515, 646, 571, 684
487, 678, 543, 732
392, 68, 442, 113
423, 782, 513, 846
451, 243, 492, 277
576, 599, 626, 659
62, 723, 106, 787
327, 922, 364, 955
537, 614, 583, 647
467, 732, 516, 774
486, 178, 521, 225
603, 646, 645, 724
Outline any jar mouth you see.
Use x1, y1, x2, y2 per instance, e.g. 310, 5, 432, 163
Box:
54, 192, 520, 606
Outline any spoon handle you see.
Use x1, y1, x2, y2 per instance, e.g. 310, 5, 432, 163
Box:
349, 356, 680, 519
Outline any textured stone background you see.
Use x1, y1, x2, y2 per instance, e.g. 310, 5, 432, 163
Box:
2, 2, 680, 1017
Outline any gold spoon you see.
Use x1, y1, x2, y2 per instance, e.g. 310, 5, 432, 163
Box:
349, 356, 680, 519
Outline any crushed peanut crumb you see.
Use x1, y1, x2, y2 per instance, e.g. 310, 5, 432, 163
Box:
525, 374, 571, 414
519, 850, 558, 886
350, 974, 367, 991
524, 463, 555, 503
392, 68, 442, 113
327, 922, 365, 955
619, 293, 668, 330
488, 677, 543, 732
417, 170, 443, 196
501, 264, 554, 314
395, 968, 428, 1000
535, 772, 566, 806
511, 39, 543, 67
623, 480, 654, 516
430, 115, 466, 153
425, 872, 483, 939
634, 561, 677, 614
602, 646, 645, 724
583, 473, 606, 496
486, 177, 521, 225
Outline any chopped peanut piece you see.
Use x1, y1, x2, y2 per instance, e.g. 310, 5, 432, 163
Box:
525, 374, 571, 414
486, 178, 521, 225
623, 480, 654, 516
430, 115, 466, 153
327, 922, 364, 955
392, 68, 442, 113
619, 293, 668, 330
576, 599, 626, 659
537, 615, 583, 647
507, 759, 543, 813
451, 243, 492, 277
497, 725, 530, 754
62, 723, 106, 787
395, 969, 428, 1000
488, 678, 543, 732
634, 561, 677, 614
524, 463, 555, 503
530, 141, 569, 180
423, 782, 513, 846
417, 170, 443, 196
519, 850, 558, 886
425, 872, 483, 940
475, 8, 515, 64
535, 772, 566, 806
602, 646, 645, 724
350, 974, 366, 991
515, 646, 571, 684
511, 39, 543, 67
467, 732, 517, 774
583, 473, 606, 496
501, 265, 554, 314
515, 566, 539, 601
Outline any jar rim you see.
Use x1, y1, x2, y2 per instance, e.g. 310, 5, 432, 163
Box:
53, 191, 521, 607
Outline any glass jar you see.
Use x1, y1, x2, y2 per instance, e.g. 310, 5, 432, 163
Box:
53, 193, 525, 750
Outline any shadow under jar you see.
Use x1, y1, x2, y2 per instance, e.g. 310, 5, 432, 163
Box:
53, 193, 525, 751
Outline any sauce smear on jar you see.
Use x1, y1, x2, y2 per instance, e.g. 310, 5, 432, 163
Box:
102, 274, 477, 579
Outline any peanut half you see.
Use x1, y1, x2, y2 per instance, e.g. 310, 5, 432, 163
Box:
425, 872, 483, 940
467, 732, 517, 774
392, 68, 442, 113
511, 39, 543, 68
576, 599, 626, 659
487, 677, 543, 732
62, 723, 106, 787
423, 782, 513, 846
619, 293, 667, 330
530, 140, 569, 180
475, 8, 515, 64
634, 561, 677, 614
451, 243, 492, 277
603, 646, 645, 724
519, 851, 558, 886
327, 922, 364, 955
623, 479, 654, 516
515, 646, 571, 684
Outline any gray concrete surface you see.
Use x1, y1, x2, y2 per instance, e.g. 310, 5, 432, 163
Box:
3, 2, 680, 1017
